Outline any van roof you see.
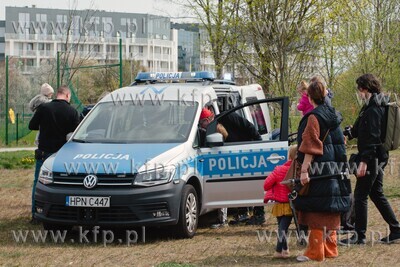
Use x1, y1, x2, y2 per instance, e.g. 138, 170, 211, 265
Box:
100, 83, 219, 104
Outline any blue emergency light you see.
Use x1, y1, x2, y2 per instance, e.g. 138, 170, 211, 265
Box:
134, 71, 215, 83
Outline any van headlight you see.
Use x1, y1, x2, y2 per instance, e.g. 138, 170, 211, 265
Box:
39, 166, 53, 185
133, 167, 175, 187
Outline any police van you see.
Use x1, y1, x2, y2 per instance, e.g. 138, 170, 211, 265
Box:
34, 71, 289, 238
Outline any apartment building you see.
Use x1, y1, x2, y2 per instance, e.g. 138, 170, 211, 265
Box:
3, 6, 178, 73
0, 20, 5, 60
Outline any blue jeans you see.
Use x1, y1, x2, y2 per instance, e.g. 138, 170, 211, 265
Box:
276, 215, 293, 252
32, 158, 44, 217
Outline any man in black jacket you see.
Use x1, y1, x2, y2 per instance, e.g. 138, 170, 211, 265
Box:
341, 74, 400, 245
28, 85, 80, 223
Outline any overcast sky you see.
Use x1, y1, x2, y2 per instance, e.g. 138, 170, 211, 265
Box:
0, 0, 189, 20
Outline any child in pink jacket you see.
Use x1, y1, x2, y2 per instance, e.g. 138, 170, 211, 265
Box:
264, 145, 297, 258
296, 80, 313, 116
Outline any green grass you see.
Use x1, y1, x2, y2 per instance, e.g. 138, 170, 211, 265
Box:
9, 130, 37, 147
0, 151, 35, 169
0, 130, 36, 148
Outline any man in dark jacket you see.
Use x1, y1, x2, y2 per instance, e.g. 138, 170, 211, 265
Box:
218, 111, 262, 142
341, 74, 400, 245
28, 85, 80, 223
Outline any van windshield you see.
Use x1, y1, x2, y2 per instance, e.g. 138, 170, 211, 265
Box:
73, 101, 198, 143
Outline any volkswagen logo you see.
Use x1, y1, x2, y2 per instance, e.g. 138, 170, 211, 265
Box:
83, 174, 98, 189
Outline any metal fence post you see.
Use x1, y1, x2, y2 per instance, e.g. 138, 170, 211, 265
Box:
16, 113, 19, 145
5, 55, 9, 145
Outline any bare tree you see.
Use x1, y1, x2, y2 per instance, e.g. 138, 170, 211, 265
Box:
57, 1, 100, 85
232, 0, 325, 96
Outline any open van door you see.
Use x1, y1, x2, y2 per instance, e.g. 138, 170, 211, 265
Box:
198, 97, 289, 209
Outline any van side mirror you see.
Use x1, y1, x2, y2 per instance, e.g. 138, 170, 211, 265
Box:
66, 132, 73, 141
206, 133, 224, 147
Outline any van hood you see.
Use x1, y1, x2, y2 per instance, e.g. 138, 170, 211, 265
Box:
51, 142, 183, 174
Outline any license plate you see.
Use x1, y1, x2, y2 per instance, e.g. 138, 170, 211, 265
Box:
66, 196, 110, 207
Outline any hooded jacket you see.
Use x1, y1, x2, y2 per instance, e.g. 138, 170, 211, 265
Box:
295, 104, 351, 213
263, 160, 292, 203
297, 92, 314, 116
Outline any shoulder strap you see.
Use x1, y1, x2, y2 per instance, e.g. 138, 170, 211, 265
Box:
322, 129, 330, 143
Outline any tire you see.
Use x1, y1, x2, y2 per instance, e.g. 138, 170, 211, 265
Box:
175, 184, 198, 238
43, 223, 73, 232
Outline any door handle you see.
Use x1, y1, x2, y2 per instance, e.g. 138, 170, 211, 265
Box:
199, 159, 204, 162
266, 155, 285, 161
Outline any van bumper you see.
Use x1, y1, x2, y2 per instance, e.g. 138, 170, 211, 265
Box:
34, 181, 183, 227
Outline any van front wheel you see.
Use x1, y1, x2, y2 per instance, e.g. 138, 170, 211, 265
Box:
175, 184, 198, 238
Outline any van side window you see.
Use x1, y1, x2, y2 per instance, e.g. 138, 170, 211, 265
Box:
247, 99, 267, 135
217, 92, 244, 118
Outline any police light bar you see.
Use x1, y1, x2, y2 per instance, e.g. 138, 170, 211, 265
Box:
134, 71, 215, 83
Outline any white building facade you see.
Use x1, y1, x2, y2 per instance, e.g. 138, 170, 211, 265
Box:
3, 6, 178, 73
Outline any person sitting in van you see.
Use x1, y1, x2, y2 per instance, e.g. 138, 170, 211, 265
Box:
198, 107, 228, 142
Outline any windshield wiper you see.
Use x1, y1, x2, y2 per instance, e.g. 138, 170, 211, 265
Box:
72, 138, 91, 143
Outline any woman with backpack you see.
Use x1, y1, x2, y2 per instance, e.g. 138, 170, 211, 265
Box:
340, 74, 400, 245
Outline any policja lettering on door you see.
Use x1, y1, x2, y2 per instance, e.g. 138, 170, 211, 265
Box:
206, 153, 269, 176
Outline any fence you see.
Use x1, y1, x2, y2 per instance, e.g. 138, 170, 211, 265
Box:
0, 107, 33, 145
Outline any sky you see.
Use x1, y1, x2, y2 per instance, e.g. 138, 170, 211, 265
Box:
0, 0, 189, 20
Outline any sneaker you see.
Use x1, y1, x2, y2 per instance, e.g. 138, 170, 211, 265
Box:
296, 255, 310, 262
210, 222, 229, 229
339, 234, 366, 246
246, 215, 266, 225
379, 232, 400, 244
229, 214, 249, 225
281, 249, 290, 258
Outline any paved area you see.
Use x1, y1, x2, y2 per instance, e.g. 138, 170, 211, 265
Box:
0, 147, 36, 152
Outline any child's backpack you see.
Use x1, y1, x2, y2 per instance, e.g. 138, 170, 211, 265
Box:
382, 102, 400, 151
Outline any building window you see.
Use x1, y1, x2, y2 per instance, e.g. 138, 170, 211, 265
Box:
27, 43, 34, 51
18, 13, 30, 35
26, 59, 34, 66
36, 14, 47, 22
56, 15, 67, 24
102, 17, 113, 37
139, 46, 144, 54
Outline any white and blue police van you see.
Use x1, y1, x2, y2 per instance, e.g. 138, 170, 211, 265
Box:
34, 71, 289, 238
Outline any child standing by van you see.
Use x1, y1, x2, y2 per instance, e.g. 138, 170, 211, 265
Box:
263, 145, 297, 258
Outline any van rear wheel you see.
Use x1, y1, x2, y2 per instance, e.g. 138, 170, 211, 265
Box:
175, 184, 198, 238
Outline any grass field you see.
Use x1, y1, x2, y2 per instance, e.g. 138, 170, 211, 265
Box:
0, 151, 35, 169
0, 130, 36, 148
1, 151, 400, 266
